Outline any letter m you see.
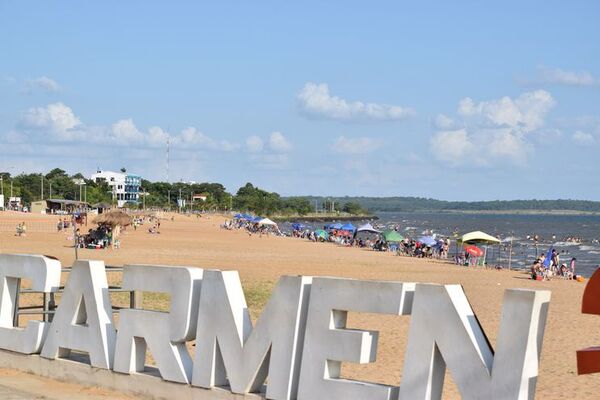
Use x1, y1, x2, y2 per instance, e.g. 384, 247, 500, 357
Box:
192, 270, 311, 400
399, 284, 550, 400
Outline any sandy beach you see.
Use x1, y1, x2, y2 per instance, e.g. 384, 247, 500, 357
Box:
1, 210, 599, 399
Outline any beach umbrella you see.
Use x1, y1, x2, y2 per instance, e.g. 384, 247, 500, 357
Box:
241, 214, 254, 221
464, 245, 484, 257
383, 230, 404, 242
252, 216, 263, 223
458, 231, 501, 244
92, 210, 132, 227
418, 236, 437, 246
314, 229, 329, 240
340, 223, 356, 232
233, 213, 244, 219
357, 223, 381, 234
258, 218, 278, 226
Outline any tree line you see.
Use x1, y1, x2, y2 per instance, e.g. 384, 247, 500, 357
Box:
0, 169, 365, 216
300, 196, 600, 213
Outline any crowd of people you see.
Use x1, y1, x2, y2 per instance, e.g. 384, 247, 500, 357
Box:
221, 216, 457, 261
79, 224, 117, 249
221, 218, 282, 237
531, 249, 579, 281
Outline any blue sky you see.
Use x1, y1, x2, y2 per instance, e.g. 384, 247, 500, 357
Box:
1, 1, 599, 200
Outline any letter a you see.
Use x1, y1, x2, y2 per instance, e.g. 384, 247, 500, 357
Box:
41, 260, 116, 369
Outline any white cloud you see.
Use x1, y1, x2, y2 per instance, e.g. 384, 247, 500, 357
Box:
20, 102, 81, 138
432, 90, 556, 167
297, 82, 415, 121
268, 131, 291, 152
458, 90, 555, 132
24, 76, 61, 93
14, 102, 240, 152
110, 119, 144, 142
488, 129, 531, 165
246, 135, 264, 153
176, 126, 238, 151
147, 126, 170, 147
429, 129, 474, 165
433, 114, 457, 130
333, 136, 383, 154
538, 65, 599, 87
573, 131, 595, 145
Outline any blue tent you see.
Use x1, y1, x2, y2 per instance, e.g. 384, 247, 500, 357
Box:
340, 223, 356, 232
418, 236, 437, 246
325, 223, 343, 230
252, 216, 263, 223
240, 214, 254, 221
233, 213, 244, 219
292, 223, 306, 231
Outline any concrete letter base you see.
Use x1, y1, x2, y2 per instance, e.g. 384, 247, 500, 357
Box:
0, 349, 264, 400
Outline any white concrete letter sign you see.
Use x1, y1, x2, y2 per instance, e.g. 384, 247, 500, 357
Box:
297, 277, 416, 400
399, 284, 551, 400
114, 265, 203, 383
41, 260, 116, 369
192, 271, 312, 400
0, 254, 61, 354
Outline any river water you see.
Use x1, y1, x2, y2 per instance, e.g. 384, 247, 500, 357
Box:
280, 212, 600, 277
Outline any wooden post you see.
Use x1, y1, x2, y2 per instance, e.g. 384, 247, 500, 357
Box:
12, 278, 21, 327
508, 238, 513, 270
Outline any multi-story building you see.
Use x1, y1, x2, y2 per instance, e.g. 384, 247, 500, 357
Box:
90, 170, 142, 208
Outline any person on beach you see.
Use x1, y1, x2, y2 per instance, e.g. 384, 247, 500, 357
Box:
569, 257, 576, 277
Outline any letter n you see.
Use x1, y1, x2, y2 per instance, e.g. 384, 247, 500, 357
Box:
399, 284, 550, 400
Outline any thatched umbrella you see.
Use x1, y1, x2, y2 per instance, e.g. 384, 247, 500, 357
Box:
92, 210, 132, 249
92, 210, 132, 227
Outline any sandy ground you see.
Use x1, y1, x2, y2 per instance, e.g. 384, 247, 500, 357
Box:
0, 368, 138, 399
0, 210, 599, 399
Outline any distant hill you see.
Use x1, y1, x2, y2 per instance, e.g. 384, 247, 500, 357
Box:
297, 196, 600, 213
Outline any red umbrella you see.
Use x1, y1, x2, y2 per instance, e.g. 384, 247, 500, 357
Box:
464, 245, 484, 257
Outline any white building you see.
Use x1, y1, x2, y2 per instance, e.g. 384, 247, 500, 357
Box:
91, 170, 142, 208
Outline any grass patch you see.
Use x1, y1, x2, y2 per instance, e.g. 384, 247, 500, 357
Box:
243, 281, 275, 322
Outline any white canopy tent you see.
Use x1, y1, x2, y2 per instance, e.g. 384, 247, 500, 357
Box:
258, 218, 278, 226
356, 223, 381, 234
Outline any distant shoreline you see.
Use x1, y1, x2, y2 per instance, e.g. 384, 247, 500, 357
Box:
374, 209, 600, 216
270, 212, 377, 222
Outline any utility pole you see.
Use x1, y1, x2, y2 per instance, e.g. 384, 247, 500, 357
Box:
41, 174, 44, 200
49, 181, 52, 198
168, 190, 171, 210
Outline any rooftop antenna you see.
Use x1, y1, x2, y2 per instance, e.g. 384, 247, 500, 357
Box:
166, 135, 170, 183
